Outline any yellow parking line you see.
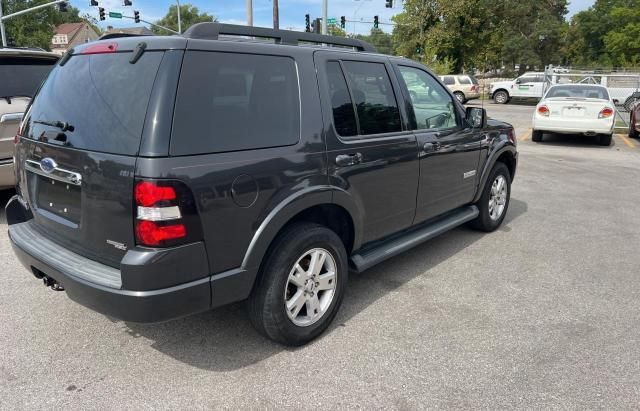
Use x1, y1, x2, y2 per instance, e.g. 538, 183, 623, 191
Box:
519, 129, 532, 141
618, 134, 636, 149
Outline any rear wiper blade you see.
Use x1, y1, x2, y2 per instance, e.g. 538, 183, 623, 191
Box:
34, 120, 75, 132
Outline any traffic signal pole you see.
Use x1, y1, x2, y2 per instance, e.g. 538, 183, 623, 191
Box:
0, 0, 66, 47
322, 0, 328, 34
121, 15, 180, 35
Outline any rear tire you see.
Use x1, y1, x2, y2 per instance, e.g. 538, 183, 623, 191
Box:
493, 90, 509, 104
471, 162, 511, 232
630, 126, 639, 139
248, 223, 348, 346
598, 134, 612, 146
454, 91, 466, 104
532, 130, 543, 142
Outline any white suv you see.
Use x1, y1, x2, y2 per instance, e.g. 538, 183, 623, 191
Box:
490, 72, 546, 104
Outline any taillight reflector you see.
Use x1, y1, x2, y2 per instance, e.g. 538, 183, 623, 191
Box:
135, 221, 186, 246
135, 181, 177, 207
599, 107, 614, 119
537, 105, 550, 116
81, 42, 118, 55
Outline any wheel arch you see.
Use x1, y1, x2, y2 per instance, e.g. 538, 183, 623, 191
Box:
473, 144, 517, 203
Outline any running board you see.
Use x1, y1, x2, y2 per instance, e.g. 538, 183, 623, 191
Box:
350, 205, 479, 272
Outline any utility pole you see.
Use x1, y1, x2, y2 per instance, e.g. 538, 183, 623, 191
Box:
273, 0, 279, 30
322, 0, 328, 34
176, 0, 181, 34
0, 1, 7, 48
246, 0, 253, 26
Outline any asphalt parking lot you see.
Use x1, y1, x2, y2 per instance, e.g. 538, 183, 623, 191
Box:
1, 102, 640, 409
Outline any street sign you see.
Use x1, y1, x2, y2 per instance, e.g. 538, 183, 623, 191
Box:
108, 12, 122, 19
327, 17, 336, 24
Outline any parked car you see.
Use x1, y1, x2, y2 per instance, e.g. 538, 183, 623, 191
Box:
440, 74, 481, 103
0, 48, 58, 190
6, 23, 518, 346
532, 84, 616, 146
629, 99, 640, 139
490, 72, 546, 104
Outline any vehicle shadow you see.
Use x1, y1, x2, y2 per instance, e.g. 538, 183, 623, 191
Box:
0, 189, 16, 225
125, 198, 528, 371
536, 133, 615, 148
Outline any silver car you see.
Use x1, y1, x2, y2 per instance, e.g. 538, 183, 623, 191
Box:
1, 48, 58, 189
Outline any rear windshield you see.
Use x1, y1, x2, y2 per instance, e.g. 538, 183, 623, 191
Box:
22, 51, 163, 155
546, 85, 609, 100
0, 57, 57, 98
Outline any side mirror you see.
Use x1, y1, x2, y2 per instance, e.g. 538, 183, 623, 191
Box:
515, 79, 521, 84
466, 106, 486, 128
613, 99, 619, 105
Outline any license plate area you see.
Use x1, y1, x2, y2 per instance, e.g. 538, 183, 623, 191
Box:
34, 174, 81, 223
563, 107, 585, 117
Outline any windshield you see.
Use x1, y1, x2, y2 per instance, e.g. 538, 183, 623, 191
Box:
546, 85, 609, 100
22, 51, 163, 155
0, 57, 57, 98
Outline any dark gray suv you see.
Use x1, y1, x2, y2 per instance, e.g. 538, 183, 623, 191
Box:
7, 23, 517, 346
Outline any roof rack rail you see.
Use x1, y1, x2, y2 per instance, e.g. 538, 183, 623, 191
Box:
99, 33, 151, 40
182, 22, 377, 53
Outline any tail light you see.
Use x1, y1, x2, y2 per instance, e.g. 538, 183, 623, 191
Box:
81, 42, 118, 55
134, 180, 202, 247
598, 107, 614, 119
537, 105, 550, 116
14, 121, 23, 145
470, 85, 478, 92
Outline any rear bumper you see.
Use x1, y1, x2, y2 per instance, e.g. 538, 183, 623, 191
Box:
6, 196, 257, 323
533, 117, 615, 135
0, 159, 14, 189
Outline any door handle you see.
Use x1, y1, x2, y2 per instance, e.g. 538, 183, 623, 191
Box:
423, 142, 441, 152
335, 153, 363, 167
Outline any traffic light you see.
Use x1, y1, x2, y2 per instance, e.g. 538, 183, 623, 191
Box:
373, 15, 379, 29
90, 0, 99, 6
124, 0, 132, 6
98, 7, 105, 20
340, 16, 346, 29
385, 0, 393, 7
305, 14, 310, 32
58, 1, 68, 12
134, 10, 140, 23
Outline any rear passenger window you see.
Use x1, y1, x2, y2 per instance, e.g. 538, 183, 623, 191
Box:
458, 76, 471, 85
326, 61, 358, 137
171, 51, 300, 155
341, 61, 401, 135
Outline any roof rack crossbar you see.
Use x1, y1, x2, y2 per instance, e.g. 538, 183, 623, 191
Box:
182, 23, 376, 53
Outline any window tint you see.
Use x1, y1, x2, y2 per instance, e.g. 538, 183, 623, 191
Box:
519, 76, 535, 83
172, 51, 300, 155
326, 61, 357, 137
0, 57, 57, 98
535, 75, 546, 83
342, 61, 401, 135
457, 76, 471, 85
399, 66, 457, 130
23, 52, 163, 155
442, 76, 455, 85
546, 85, 609, 100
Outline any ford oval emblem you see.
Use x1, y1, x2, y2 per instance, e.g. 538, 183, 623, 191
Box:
40, 158, 57, 174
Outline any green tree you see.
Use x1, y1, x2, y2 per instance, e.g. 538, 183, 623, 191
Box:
152, 3, 216, 35
2, 0, 90, 49
355, 28, 393, 55
327, 25, 346, 37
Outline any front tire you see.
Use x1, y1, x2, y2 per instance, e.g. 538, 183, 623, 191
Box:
471, 162, 511, 232
493, 90, 509, 104
630, 125, 639, 139
248, 223, 348, 346
598, 134, 612, 146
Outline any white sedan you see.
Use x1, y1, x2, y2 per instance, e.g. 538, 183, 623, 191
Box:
532, 84, 616, 146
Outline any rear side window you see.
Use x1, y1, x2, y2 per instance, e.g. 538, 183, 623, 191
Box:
457, 76, 471, 85
326, 61, 357, 137
171, 51, 300, 155
442, 76, 455, 85
23, 52, 163, 155
0, 57, 56, 98
341, 61, 401, 135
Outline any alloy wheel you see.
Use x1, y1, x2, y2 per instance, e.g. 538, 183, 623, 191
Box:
488, 175, 507, 221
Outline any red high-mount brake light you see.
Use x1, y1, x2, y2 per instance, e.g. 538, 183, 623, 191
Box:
537, 105, 550, 116
135, 220, 186, 246
81, 42, 118, 55
135, 181, 177, 207
599, 107, 614, 119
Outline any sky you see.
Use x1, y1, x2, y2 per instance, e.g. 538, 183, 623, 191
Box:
73, 0, 596, 35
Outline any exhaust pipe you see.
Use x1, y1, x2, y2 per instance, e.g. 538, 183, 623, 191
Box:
42, 276, 64, 291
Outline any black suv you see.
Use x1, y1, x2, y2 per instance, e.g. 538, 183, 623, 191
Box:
7, 24, 517, 346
